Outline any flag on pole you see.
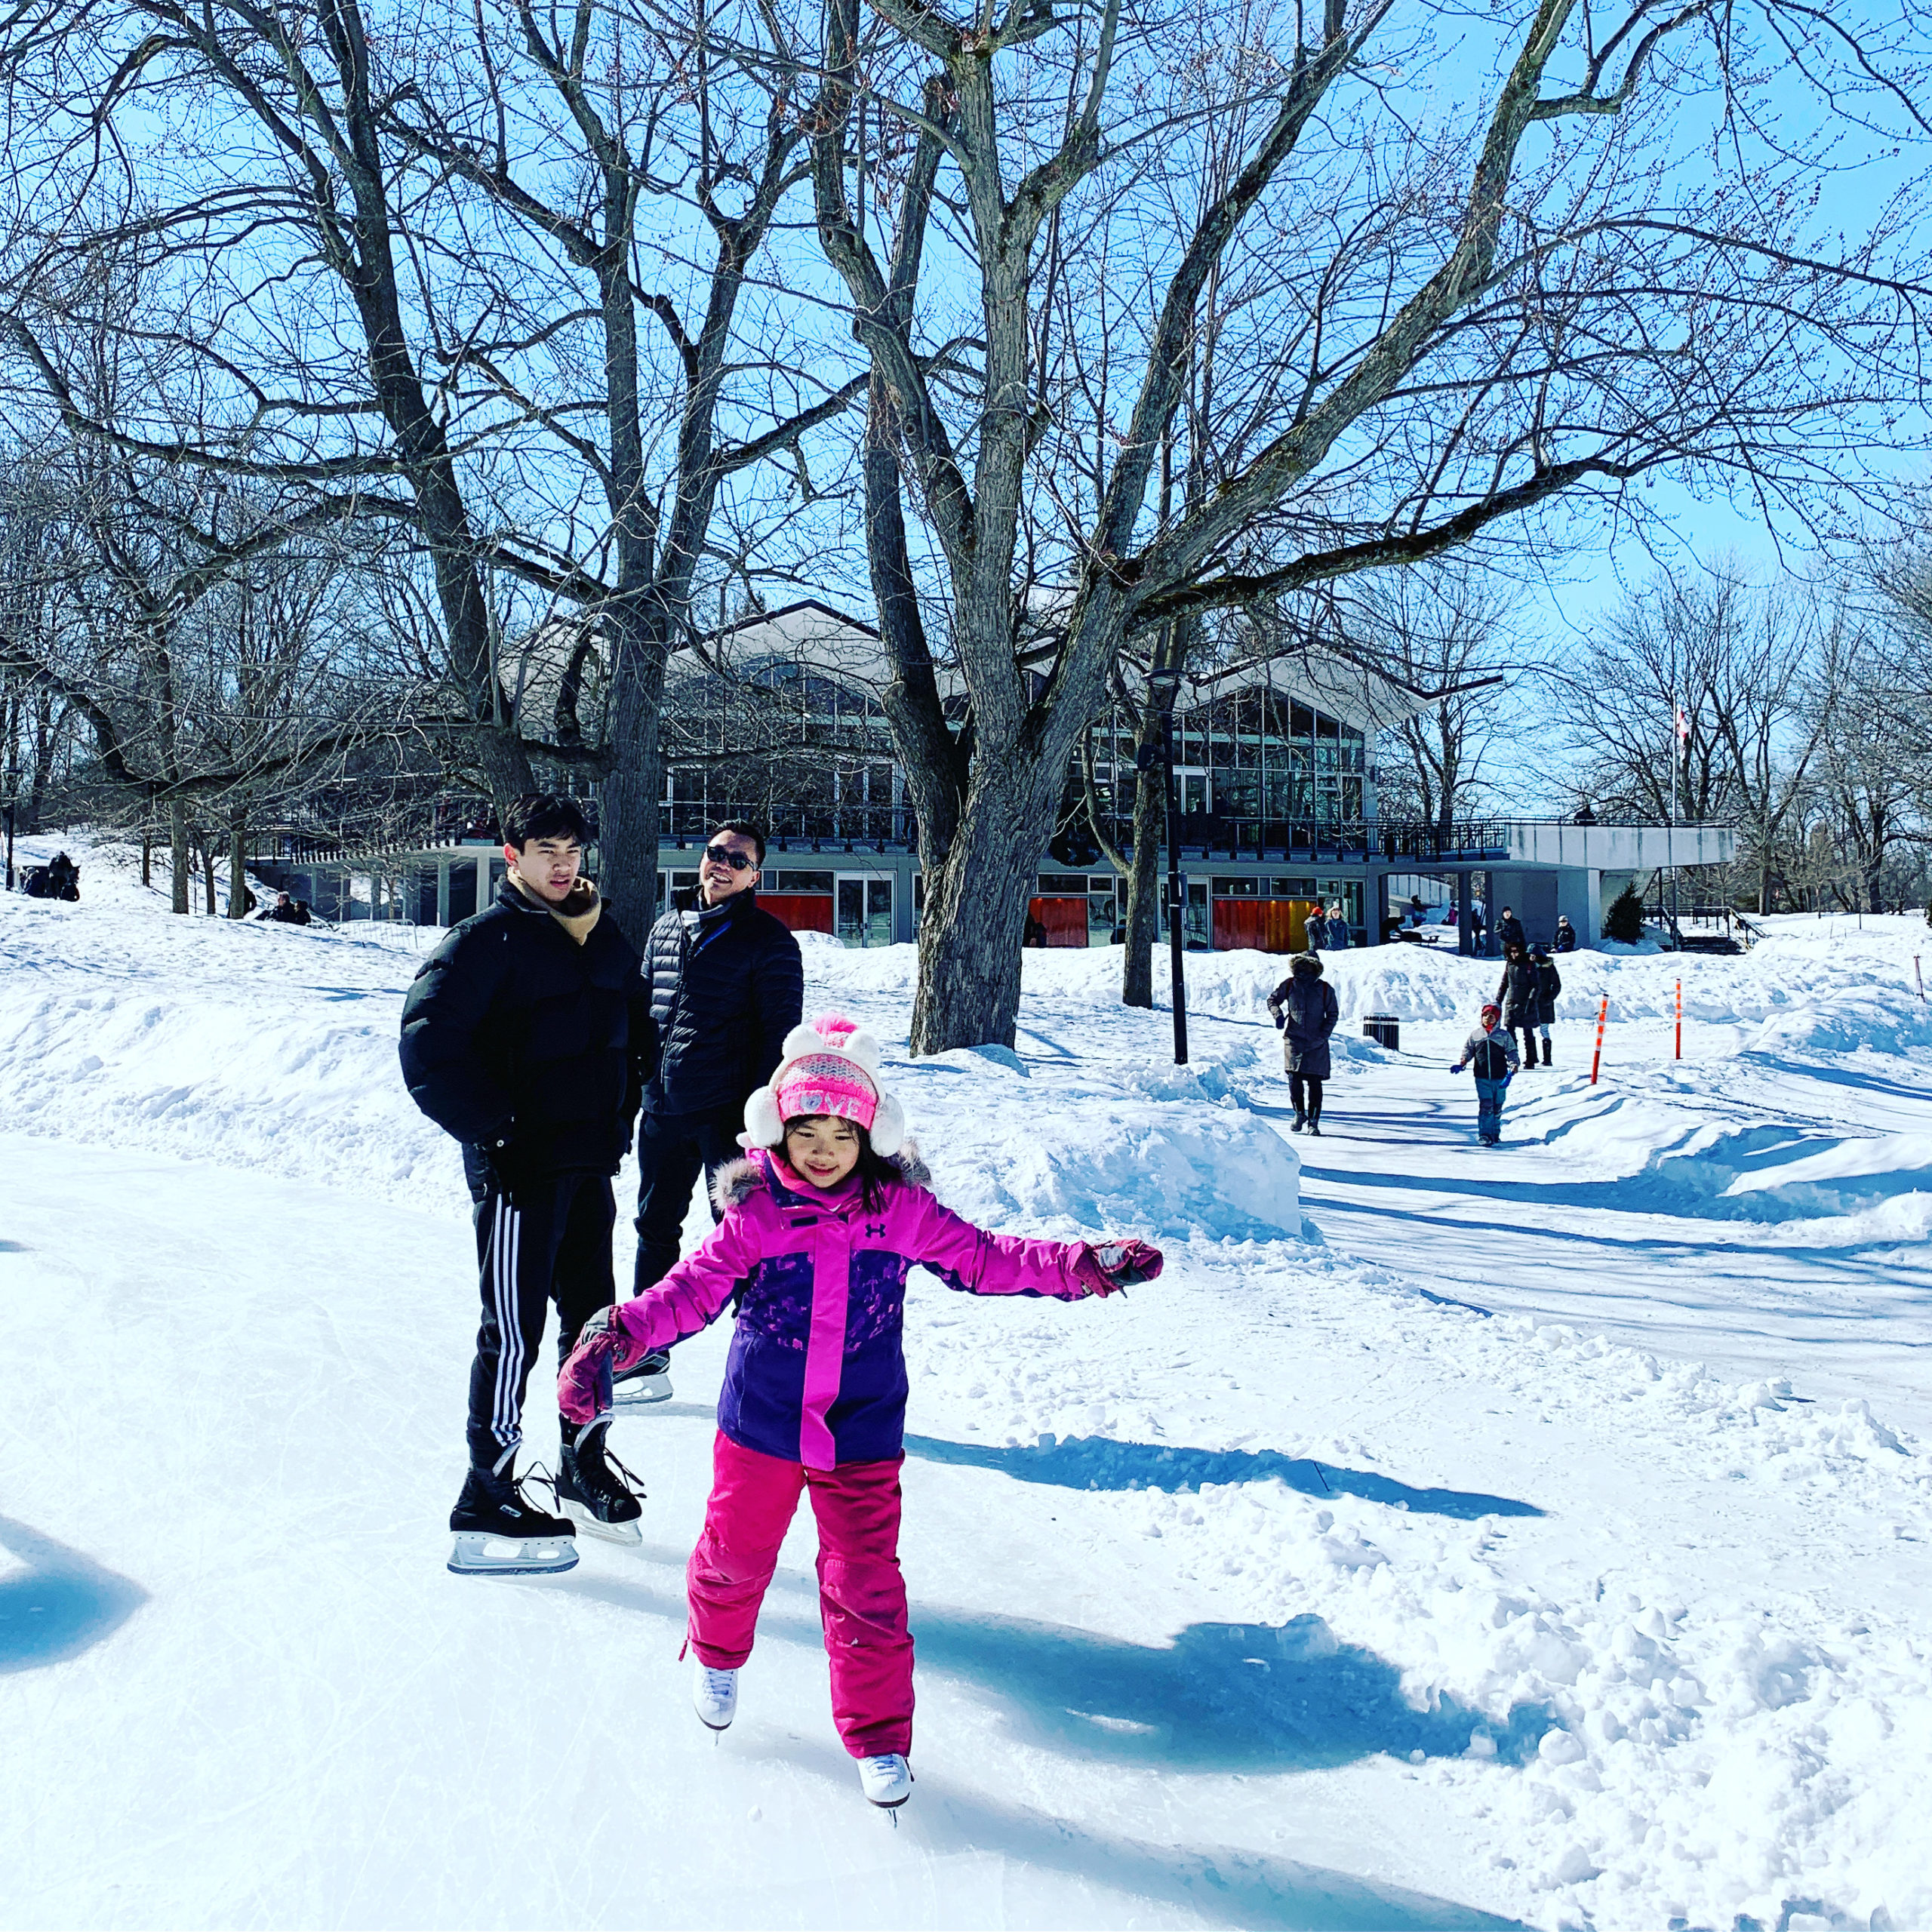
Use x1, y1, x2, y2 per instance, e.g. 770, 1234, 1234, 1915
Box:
1674, 703, 1690, 756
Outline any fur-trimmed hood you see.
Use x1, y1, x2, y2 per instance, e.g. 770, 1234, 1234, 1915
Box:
709, 1138, 932, 1215
1290, 952, 1324, 978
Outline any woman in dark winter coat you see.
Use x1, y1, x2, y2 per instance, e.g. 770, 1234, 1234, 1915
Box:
1494, 941, 1539, 1072
1530, 944, 1562, 1066
1266, 953, 1340, 1135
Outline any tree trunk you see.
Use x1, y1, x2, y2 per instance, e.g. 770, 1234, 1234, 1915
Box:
169, 802, 189, 915
1119, 709, 1171, 1009
195, 828, 217, 915
595, 607, 668, 955
227, 816, 250, 918
909, 758, 1066, 1052
141, 826, 151, 888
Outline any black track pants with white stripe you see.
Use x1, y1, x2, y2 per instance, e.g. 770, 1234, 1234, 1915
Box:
467, 1172, 617, 1472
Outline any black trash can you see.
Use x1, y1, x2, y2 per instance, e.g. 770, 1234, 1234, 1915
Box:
1363, 1013, 1399, 1050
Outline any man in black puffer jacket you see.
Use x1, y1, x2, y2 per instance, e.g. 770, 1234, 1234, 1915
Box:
399, 795, 654, 1573
622, 820, 802, 1397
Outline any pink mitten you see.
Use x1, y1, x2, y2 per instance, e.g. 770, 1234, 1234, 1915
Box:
1074, 1238, 1165, 1297
558, 1306, 646, 1423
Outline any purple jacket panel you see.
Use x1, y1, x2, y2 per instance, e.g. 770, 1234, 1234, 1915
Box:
610, 1149, 1091, 1467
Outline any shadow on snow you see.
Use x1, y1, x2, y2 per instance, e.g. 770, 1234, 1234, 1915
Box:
904, 1432, 1543, 1520
0, 1512, 147, 1675
764, 1735, 1537, 1930
561, 1567, 1557, 1779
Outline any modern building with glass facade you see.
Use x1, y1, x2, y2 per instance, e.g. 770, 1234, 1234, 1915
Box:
264, 599, 1734, 952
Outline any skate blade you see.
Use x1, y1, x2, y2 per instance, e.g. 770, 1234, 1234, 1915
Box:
448, 1531, 579, 1575
560, 1500, 642, 1546
612, 1375, 673, 1407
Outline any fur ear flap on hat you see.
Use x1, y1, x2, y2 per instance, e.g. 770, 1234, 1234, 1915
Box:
869, 1092, 906, 1158
743, 1084, 784, 1149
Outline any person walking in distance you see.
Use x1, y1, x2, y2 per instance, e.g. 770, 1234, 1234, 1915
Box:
1530, 942, 1562, 1066
1495, 939, 1540, 1073
1552, 913, 1579, 954
557, 1015, 1162, 1810
1495, 905, 1527, 953
1324, 903, 1354, 949
1451, 1001, 1520, 1146
398, 795, 654, 1574
1266, 952, 1340, 1134
617, 821, 804, 1407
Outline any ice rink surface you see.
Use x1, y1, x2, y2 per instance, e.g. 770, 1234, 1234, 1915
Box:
2, 838, 1927, 1930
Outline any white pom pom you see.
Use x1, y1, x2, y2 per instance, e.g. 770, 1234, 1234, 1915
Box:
869, 1093, 906, 1157
743, 1087, 783, 1147
780, 1021, 823, 1059
840, 1029, 883, 1072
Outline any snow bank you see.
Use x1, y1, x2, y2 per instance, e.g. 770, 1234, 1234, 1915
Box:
0, 834, 1296, 1242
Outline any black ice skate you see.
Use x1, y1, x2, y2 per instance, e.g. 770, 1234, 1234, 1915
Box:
555, 1415, 645, 1546
448, 1463, 578, 1576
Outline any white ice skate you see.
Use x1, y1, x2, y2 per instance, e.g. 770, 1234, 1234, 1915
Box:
613, 1350, 673, 1408
857, 1753, 913, 1808
691, 1657, 738, 1731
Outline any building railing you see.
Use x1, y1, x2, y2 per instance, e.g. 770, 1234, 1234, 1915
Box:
285, 796, 1728, 870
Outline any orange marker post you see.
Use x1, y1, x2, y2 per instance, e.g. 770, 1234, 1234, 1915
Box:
1589, 994, 1609, 1085
1675, 978, 1683, 1060
1918, 955, 1926, 1003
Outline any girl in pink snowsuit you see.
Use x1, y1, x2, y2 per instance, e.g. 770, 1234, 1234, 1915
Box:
558, 1014, 1161, 1807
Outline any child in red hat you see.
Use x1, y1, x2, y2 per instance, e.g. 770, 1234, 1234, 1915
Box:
1451, 1001, 1521, 1145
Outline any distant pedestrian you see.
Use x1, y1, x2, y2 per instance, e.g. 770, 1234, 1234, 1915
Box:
1495, 906, 1526, 953
1266, 953, 1339, 1136
1494, 940, 1539, 1071
1324, 903, 1353, 949
1552, 914, 1578, 954
22, 851, 79, 901
260, 891, 312, 927
1530, 943, 1561, 1066
1451, 1001, 1519, 1146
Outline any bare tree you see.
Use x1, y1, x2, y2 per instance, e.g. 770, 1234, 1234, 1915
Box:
1803, 608, 1929, 911
796, 0, 1930, 1050
1337, 569, 1524, 838
1561, 567, 1826, 912
380, 0, 869, 943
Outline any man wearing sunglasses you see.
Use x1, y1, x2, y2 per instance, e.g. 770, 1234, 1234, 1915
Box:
615, 820, 803, 1405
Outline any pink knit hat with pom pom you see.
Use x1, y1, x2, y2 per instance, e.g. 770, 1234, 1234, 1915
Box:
742, 1014, 906, 1155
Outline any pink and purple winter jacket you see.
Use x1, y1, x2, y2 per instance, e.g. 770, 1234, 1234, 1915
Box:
608, 1146, 1095, 1469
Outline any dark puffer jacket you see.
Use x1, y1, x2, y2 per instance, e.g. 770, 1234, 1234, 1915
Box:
1266, 955, 1340, 1078
641, 888, 804, 1116
1494, 954, 1539, 1026
399, 878, 651, 1189
1533, 956, 1563, 1025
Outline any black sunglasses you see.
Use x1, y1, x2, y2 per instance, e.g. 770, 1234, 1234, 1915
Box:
703, 844, 757, 872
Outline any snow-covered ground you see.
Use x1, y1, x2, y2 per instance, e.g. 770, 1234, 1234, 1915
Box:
2, 835, 1928, 1931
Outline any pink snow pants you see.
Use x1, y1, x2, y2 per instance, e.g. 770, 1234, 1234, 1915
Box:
686, 1432, 913, 1758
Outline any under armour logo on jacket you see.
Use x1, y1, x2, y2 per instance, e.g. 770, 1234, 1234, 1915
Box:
864, 1221, 888, 1238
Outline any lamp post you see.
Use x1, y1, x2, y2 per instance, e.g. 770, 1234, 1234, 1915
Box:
1145, 663, 1189, 1065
